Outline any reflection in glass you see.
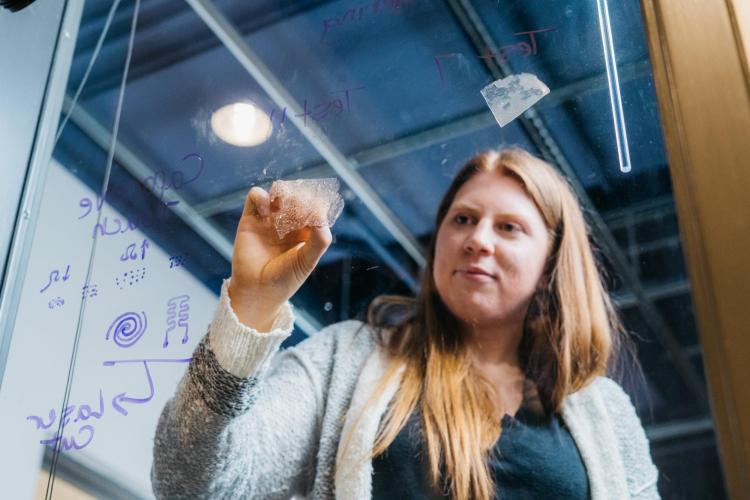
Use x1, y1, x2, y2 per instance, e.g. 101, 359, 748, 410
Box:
1, 0, 726, 499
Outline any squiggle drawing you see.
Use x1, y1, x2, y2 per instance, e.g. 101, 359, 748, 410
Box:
105, 311, 147, 348
164, 295, 190, 348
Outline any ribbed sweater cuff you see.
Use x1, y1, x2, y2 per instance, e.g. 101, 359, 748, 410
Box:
208, 278, 295, 378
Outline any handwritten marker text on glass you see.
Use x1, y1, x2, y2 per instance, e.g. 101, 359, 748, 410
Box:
434, 28, 556, 85
320, 0, 409, 44
120, 239, 149, 262
39, 265, 71, 293
169, 254, 186, 269
267, 86, 366, 133
164, 295, 190, 348
26, 358, 190, 452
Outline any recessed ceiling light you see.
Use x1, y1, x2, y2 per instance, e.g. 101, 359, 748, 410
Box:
210, 102, 272, 147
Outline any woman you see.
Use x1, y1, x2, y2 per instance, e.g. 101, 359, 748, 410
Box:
152, 148, 660, 499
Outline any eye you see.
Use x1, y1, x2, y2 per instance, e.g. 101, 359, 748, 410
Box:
453, 214, 472, 225
498, 222, 522, 233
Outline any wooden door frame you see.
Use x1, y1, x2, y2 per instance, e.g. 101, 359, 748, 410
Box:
640, 1, 750, 498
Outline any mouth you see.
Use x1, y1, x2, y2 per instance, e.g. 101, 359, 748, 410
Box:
455, 267, 496, 280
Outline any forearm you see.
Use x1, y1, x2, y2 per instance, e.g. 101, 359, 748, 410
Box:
151, 336, 266, 499
151, 280, 320, 499
211, 279, 294, 378
152, 279, 293, 498
152, 336, 325, 499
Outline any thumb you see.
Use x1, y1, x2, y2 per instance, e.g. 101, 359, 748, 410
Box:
297, 226, 333, 272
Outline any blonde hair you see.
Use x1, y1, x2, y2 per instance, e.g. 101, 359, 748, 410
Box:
342, 147, 628, 500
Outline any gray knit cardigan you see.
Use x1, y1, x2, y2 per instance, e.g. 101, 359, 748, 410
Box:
151, 280, 660, 499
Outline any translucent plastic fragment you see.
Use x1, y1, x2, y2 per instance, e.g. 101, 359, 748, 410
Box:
269, 178, 345, 239
480, 73, 550, 127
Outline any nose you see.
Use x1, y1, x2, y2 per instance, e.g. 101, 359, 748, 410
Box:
463, 219, 494, 255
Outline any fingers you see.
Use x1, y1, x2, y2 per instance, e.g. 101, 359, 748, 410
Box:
298, 225, 333, 271
245, 187, 271, 218
243, 186, 336, 268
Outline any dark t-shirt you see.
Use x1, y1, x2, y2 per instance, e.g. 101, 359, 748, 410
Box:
371, 381, 590, 499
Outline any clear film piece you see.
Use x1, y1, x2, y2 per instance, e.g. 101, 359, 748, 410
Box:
269, 178, 345, 239
480, 73, 550, 128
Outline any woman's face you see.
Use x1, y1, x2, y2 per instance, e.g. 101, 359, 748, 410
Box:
433, 171, 551, 330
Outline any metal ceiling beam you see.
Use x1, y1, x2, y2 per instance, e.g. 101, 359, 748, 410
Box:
185, 0, 426, 267
194, 58, 649, 218
445, 0, 708, 409
63, 0, 418, 297
73, 1, 333, 99
612, 278, 691, 309
646, 417, 715, 444
349, 217, 419, 292
604, 195, 676, 230
61, 96, 322, 336
629, 235, 682, 255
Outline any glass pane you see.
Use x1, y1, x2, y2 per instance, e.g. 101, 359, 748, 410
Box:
5, 0, 726, 498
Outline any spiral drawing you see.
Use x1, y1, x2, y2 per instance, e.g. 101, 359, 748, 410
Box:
105, 311, 147, 348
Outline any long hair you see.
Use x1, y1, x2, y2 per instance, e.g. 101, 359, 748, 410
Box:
344, 148, 630, 500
